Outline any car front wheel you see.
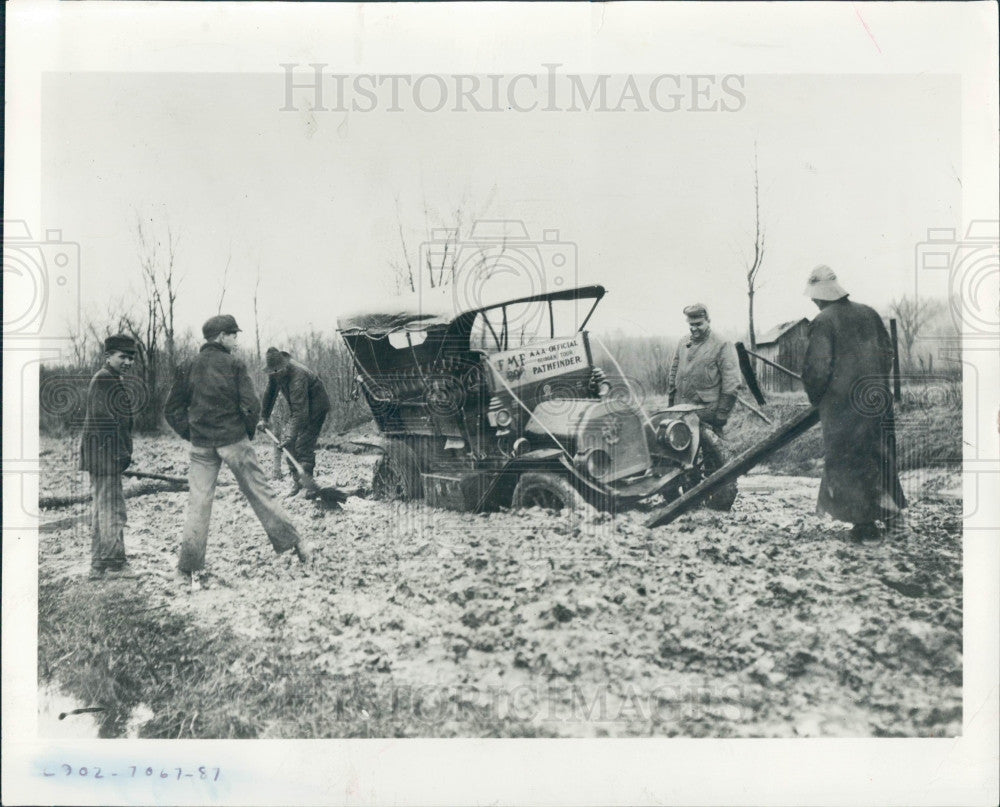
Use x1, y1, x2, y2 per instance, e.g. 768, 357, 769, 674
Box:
511, 472, 590, 514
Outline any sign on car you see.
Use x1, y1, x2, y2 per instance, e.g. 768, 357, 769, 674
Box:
488, 335, 589, 387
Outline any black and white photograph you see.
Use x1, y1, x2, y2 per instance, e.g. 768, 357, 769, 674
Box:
3, 2, 998, 805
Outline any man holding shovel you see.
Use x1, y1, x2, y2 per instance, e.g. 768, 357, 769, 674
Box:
258, 347, 331, 498
80, 334, 137, 579
165, 315, 312, 578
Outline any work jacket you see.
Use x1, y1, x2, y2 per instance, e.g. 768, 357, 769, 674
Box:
165, 342, 260, 447
261, 358, 331, 439
79, 364, 134, 476
802, 297, 906, 523
668, 329, 741, 405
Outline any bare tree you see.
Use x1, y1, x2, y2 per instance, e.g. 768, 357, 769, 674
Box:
217, 241, 233, 314
889, 295, 943, 370
392, 188, 503, 292
391, 195, 416, 293
744, 143, 766, 349
134, 213, 181, 370
253, 259, 263, 363
131, 212, 184, 429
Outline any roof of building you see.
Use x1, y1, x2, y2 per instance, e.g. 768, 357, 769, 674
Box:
756, 317, 810, 346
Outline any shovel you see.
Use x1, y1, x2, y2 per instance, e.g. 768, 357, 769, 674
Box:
124, 470, 188, 485
260, 427, 347, 510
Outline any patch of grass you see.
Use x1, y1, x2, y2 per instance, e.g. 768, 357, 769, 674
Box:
645, 389, 962, 477
38, 578, 545, 738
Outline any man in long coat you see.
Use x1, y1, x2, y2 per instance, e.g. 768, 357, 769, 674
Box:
79, 334, 137, 578
801, 266, 907, 540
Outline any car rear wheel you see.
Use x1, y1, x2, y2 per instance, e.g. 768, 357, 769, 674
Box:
372, 441, 423, 501
511, 472, 590, 513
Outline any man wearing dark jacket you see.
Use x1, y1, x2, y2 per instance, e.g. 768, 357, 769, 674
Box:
258, 348, 331, 497
80, 334, 137, 579
801, 266, 908, 541
165, 315, 311, 576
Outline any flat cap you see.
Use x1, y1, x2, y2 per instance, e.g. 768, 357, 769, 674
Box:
682, 303, 709, 319
263, 346, 292, 372
804, 265, 848, 301
104, 334, 137, 356
202, 314, 242, 339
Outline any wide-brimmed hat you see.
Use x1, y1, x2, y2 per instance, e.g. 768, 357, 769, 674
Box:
263, 346, 292, 372
804, 265, 848, 301
104, 334, 137, 357
202, 314, 242, 339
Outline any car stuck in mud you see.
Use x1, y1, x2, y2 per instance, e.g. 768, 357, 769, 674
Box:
338, 282, 737, 514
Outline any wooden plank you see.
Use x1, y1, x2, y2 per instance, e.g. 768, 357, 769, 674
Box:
645, 406, 820, 528
742, 346, 803, 381
734, 342, 767, 405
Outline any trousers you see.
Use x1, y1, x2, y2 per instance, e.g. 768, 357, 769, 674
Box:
91, 473, 127, 571
286, 414, 326, 481
179, 438, 303, 572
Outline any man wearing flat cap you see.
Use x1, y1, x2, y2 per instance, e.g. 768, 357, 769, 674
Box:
165, 314, 312, 578
668, 303, 741, 431
258, 347, 331, 497
801, 265, 908, 541
668, 303, 741, 510
80, 334, 137, 579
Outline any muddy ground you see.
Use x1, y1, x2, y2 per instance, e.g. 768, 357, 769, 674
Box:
38, 434, 962, 737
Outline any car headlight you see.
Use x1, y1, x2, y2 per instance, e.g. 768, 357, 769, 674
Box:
576, 448, 613, 482
660, 419, 692, 452
597, 380, 613, 397
495, 408, 513, 428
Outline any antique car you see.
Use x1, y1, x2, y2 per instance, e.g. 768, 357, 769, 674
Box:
337, 281, 737, 513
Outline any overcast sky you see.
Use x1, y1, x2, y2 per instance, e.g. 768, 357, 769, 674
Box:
41, 70, 960, 345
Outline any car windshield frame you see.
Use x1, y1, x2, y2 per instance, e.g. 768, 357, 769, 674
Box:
446, 285, 605, 353
340, 284, 606, 377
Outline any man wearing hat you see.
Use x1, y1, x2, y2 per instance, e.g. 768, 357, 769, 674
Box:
165, 314, 311, 577
258, 347, 331, 497
667, 303, 741, 510
668, 303, 741, 431
80, 334, 137, 579
801, 265, 908, 541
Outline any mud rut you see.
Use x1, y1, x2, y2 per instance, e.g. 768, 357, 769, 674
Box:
38, 436, 962, 737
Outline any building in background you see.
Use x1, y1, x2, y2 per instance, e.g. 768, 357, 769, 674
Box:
755, 318, 810, 393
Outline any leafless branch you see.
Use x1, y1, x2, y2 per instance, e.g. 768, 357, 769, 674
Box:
217, 242, 233, 314
253, 260, 263, 363
745, 142, 766, 348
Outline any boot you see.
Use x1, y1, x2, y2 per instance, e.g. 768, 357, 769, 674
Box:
300, 462, 318, 499
285, 467, 302, 497
850, 522, 880, 541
